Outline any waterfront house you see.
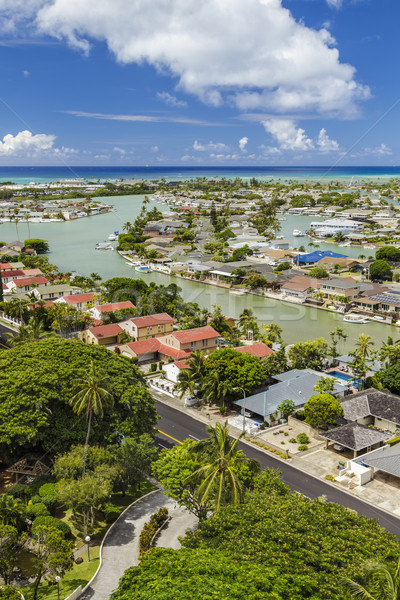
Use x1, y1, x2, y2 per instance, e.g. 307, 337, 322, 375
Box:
54, 292, 97, 311
269, 239, 291, 250
293, 250, 346, 267
281, 275, 320, 301
233, 342, 274, 359
333, 354, 382, 378
79, 323, 124, 346
89, 301, 136, 321
310, 218, 362, 238
5, 276, 49, 293
315, 256, 364, 273
118, 312, 175, 340
319, 278, 361, 301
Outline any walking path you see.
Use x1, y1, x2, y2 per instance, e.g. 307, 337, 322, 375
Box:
80, 489, 196, 600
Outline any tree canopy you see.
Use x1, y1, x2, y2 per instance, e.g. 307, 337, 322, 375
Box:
369, 259, 393, 281
304, 393, 344, 430
203, 348, 268, 395
0, 338, 157, 462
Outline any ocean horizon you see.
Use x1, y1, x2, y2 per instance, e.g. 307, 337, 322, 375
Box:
0, 165, 400, 184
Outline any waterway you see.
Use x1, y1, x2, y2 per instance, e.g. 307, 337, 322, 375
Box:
0, 194, 397, 350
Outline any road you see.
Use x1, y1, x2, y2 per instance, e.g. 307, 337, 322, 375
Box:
155, 399, 400, 536
0, 322, 13, 348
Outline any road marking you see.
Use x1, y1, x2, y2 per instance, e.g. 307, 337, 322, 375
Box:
155, 428, 183, 445
188, 434, 199, 441
158, 443, 168, 449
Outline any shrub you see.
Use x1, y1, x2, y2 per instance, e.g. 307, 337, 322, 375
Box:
31, 495, 43, 505
218, 407, 226, 415
0, 585, 22, 600
295, 409, 305, 421
39, 483, 57, 498
289, 438, 296, 443
104, 504, 121, 524
28, 502, 50, 518
280, 441, 285, 445
32, 516, 71, 538
139, 507, 169, 556
284, 432, 289, 437
298, 444, 308, 452
40, 495, 57, 515
296, 433, 310, 444
150, 362, 158, 372
5, 484, 31, 499
325, 474, 335, 481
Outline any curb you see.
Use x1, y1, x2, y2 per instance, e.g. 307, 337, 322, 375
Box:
82, 487, 161, 594
154, 394, 400, 525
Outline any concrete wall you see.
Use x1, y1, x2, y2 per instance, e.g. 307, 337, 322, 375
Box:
347, 460, 373, 485
287, 416, 325, 441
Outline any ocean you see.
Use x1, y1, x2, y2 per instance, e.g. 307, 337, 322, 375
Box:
1, 165, 400, 184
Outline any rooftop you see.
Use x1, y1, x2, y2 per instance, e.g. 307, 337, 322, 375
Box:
131, 312, 174, 328
171, 326, 219, 343
321, 422, 390, 451
340, 388, 400, 425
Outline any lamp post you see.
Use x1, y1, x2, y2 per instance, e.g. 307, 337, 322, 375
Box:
55, 576, 60, 600
85, 535, 91, 562
233, 387, 246, 432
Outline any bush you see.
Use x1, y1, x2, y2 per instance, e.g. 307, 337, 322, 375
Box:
280, 441, 285, 445
325, 474, 335, 481
296, 433, 310, 444
104, 504, 121, 524
28, 502, 50, 518
0, 585, 22, 600
289, 438, 296, 443
32, 516, 71, 538
40, 495, 57, 515
31, 495, 43, 505
218, 407, 226, 415
5, 484, 31, 499
284, 432, 289, 437
139, 507, 169, 556
298, 444, 308, 452
295, 409, 305, 421
39, 483, 56, 498
150, 362, 158, 372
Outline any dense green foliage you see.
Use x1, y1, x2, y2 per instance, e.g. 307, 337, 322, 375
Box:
382, 362, 400, 396
375, 246, 400, 262
309, 267, 329, 279
32, 516, 71, 538
288, 338, 329, 371
0, 586, 22, 600
111, 473, 399, 600
369, 259, 393, 281
23, 239, 49, 253
304, 393, 344, 430
0, 338, 157, 461
203, 348, 268, 395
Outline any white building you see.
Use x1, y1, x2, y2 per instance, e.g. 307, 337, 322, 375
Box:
310, 218, 362, 238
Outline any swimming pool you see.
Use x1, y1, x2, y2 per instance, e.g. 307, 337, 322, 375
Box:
329, 370, 359, 387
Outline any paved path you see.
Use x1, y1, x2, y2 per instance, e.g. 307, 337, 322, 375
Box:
81, 490, 196, 600
156, 505, 197, 550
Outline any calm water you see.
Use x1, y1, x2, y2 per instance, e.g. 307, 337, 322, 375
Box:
0, 193, 396, 351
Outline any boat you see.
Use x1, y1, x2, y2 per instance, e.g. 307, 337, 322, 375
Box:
292, 229, 305, 237
95, 242, 114, 250
374, 315, 385, 321
108, 233, 117, 241
279, 217, 287, 221
135, 265, 152, 273
343, 314, 369, 324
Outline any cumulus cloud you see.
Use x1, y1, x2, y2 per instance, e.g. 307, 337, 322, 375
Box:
354, 143, 392, 157
326, 0, 343, 8
156, 91, 187, 107
239, 137, 248, 152
262, 119, 314, 151
193, 140, 229, 152
0, 129, 56, 156
151, 145, 159, 152
317, 128, 340, 152
1, 0, 369, 117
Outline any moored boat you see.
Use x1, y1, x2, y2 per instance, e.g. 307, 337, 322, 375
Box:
343, 314, 369, 324
135, 265, 151, 273
293, 229, 305, 237
95, 242, 114, 250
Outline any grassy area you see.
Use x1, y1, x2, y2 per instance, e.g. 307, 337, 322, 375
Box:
23, 547, 100, 600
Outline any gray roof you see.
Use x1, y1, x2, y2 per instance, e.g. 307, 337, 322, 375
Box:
340, 388, 400, 426
321, 279, 360, 289
358, 444, 400, 478
335, 355, 382, 373
321, 422, 390, 451
234, 370, 347, 418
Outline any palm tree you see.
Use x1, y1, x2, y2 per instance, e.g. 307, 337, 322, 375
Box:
69, 361, 113, 472
175, 368, 198, 399
123, 221, 132, 233
238, 308, 259, 338
380, 338, 400, 366
313, 376, 335, 394
354, 333, 375, 362
188, 422, 259, 513
262, 323, 283, 343
342, 556, 400, 600
7, 318, 58, 346
202, 370, 233, 408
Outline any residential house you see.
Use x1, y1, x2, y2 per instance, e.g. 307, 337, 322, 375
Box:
269, 239, 291, 250
118, 313, 175, 340
5, 276, 49, 293
319, 278, 361, 301
315, 256, 364, 273
293, 250, 346, 267
321, 422, 390, 458
340, 388, 400, 434
233, 342, 274, 359
79, 323, 124, 346
281, 275, 320, 301
333, 354, 382, 378
89, 301, 136, 321
30, 284, 79, 301
54, 293, 97, 311
310, 218, 362, 238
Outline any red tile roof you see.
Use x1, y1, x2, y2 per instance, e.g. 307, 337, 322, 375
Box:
62, 293, 96, 305
1, 270, 24, 278
171, 326, 219, 344
96, 301, 136, 312
174, 359, 190, 369
158, 344, 191, 360
131, 312, 174, 328
123, 338, 161, 355
234, 342, 274, 359
21, 269, 43, 277
88, 323, 123, 338
0, 263, 13, 270
10, 276, 49, 287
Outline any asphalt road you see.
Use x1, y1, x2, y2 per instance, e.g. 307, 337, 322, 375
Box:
0, 322, 14, 348
155, 399, 400, 537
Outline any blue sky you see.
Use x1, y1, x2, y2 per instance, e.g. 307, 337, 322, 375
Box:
0, 0, 397, 166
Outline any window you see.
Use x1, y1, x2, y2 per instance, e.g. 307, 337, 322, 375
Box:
202, 339, 208, 347
190, 341, 196, 350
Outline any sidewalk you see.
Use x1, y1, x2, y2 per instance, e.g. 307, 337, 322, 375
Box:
81, 489, 197, 600
151, 388, 400, 520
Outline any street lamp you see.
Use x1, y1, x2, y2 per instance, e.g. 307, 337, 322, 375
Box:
233, 387, 246, 432
55, 575, 60, 600
85, 535, 91, 562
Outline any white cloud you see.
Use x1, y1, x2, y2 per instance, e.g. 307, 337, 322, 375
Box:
0, 129, 56, 156
156, 91, 187, 107
239, 136, 248, 152
113, 146, 127, 155
151, 145, 159, 152
193, 140, 229, 152
2, 0, 369, 117
22, 69, 29, 77
354, 143, 392, 157
317, 128, 340, 152
262, 119, 314, 151
326, 0, 343, 8
64, 110, 215, 126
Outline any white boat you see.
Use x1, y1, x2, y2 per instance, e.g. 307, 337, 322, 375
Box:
279, 217, 287, 221
135, 265, 151, 273
108, 234, 117, 241
343, 314, 369, 324
95, 242, 114, 250
292, 229, 305, 237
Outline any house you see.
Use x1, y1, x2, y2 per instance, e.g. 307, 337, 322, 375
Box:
281, 275, 320, 301
269, 239, 291, 250
293, 250, 346, 266
315, 256, 364, 273
118, 313, 175, 340
0, 262, 25, 271
233, 369, 348, 424
321, 422, 390, 458
310, 218, 362, 238
0, 269, 25, 283
319, 278, 361, 301
30, 284, 79, 301
5, 276, 49, 293
89, 301, 136, 321
118, 325, 220, 364
163, 359, 190, 383
334, 355, 382, 378
54, 293, 97, 311
79, 323, 124, 346
340, 388, 400, 434
233, 342, 274, 359
0, 241, 25, 254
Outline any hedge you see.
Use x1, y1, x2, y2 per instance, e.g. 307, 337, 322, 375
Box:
139, 507, 168, 557
39, 483, 57, 498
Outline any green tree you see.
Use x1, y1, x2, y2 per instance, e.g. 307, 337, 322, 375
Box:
342, 556, 400, 600
204, 348, 267, 395
354, 333, 375, 362
313, 376, 335, 393
0, 524, 26, 585
304, 393, 344, 429
288, 338, 329, 371
238, 308, 259, 338
277, 399, 296, 419
53, 445, 113, 481
309, 266, 329, 278
23, 239, 49, 254
0, 496, 25, 529
69, 361, 114, 472
370, 260, 393, 281
201, 370, 233, 408
375, 246, 400, 262
31, 526, 73, 600
7, 318, 58, 346
262, 323, 283, 343
188, 422, 260, 513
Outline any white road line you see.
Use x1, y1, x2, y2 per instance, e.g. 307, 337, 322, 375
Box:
188, 434, 200, 441
158, 443, 168, 449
